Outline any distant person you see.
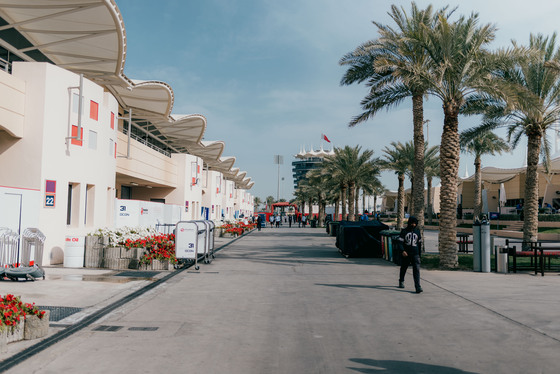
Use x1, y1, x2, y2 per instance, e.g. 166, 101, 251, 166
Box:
288, 215, 292, 228
302, 214, 307, 227
298, 215, 301, 228
269, 215, 275, 227
275, 215, 281, 228
256, 215, 263, 231
397, 216, 423, 294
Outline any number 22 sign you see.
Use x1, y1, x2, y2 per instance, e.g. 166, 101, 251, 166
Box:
45, 194, 56, 207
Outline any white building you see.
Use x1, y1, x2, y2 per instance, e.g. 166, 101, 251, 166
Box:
0, 1, 254, 266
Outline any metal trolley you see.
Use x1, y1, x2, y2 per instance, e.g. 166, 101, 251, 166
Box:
195, 220, 215, 264
0, 227, 19, 268
21, 228, 46, 267
175, 221, 207, 270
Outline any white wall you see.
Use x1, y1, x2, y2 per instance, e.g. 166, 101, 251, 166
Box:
9, 62, 118, 265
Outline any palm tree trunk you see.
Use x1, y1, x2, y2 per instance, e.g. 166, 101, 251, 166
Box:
438, 107, 460, 268
348, 182, 356, 221
412, 94, 426, 229
308, 198, 313, 220
362, 190, 366, 215
318, 195, 325, 227
473, 156, 482, 218
334, 197, 340, 221
341, 186, 347, 221
427, 176, 433, 224
397, 174, 405, 229
354, 187, 359, 220
523, 133, 541, 244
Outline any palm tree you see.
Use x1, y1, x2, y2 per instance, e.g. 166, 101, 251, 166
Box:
472, 33, 560, 244
360, 168, 383, 216
253, 197, 263, 212
323, 145, 376, 221
424, 145, 440, 225
304, 169, 329, 226
460, 129, 510, 218
265, 195, 275, 212
408, 12, 519, 268
379, 142, 411, 229
340, 3, 448, 231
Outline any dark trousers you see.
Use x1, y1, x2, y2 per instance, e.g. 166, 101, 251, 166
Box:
399, 254, 421, 288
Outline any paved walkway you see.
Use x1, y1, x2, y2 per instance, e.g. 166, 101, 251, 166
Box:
2, 228, 560, 373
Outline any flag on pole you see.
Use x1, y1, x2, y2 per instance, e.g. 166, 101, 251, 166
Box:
321, 133, 331, 143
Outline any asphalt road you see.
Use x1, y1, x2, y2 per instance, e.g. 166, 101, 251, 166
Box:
6, 227, 560, 373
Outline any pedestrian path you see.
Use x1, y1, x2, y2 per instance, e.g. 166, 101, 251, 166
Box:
2, 227, 560, 373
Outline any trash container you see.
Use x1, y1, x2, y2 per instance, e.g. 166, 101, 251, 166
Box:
473, 217, 491, 272
496, 246, 508, 273
64, 236, 85, 268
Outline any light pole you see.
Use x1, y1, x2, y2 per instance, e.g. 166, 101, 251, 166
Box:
424, 119, 431, 144
274, 155, 283, 201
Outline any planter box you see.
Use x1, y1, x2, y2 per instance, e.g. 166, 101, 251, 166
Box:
24, 310, 50, 340
140, 259, 173, 271
3, 320, 24, 343
85, 235, 104, 268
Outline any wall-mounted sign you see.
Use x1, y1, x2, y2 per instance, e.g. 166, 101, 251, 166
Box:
45, 194, 55, 207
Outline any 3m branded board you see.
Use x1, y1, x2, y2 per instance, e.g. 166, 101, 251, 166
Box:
175, 221, 198, 259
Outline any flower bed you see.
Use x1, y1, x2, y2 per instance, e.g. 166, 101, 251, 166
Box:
122, 233, 177, 267
0, 294, 48, 346
219, 222, 256, 237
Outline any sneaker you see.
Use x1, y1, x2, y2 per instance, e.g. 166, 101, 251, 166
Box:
398, 281, 405, 289
415, 287, 423, 294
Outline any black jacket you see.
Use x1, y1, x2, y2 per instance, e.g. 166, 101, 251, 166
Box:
397, 227, 422, 256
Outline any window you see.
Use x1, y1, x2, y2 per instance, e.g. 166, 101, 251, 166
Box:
67, 183, 80, 227
85, 184, 95, 226
71, 125, 83, 146
109, 139, 114, 156
72, 93, 80, 113
90, 100, 98, 121
110, 112, 115, 130
88, 130, 97, 150
121, 186, 131, 200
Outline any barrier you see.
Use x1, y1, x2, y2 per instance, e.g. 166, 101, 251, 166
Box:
21, 228, 46, 267
0, 228, 19, 267
175, 220, 208, 270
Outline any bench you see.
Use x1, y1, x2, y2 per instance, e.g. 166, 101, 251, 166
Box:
456, 233, 472, 253
505, 240, 560, 276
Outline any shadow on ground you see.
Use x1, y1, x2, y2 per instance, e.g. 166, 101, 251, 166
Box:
348, 358, 476, 374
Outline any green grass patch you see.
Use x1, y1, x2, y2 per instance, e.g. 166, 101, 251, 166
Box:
420, 254, 474, 271
537, 227, 560, 234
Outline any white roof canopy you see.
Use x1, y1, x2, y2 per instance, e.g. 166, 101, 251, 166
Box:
0, 0, 252, 188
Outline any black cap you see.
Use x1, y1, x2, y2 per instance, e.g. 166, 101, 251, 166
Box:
407, 216, 418, 226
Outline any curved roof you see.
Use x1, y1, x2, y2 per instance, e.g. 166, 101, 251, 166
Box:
0, 0, 252, 189
295, 145, 335, 159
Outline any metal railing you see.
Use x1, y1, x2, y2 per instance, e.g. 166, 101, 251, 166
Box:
122, 126, 171, 157
0, 57, 10, 72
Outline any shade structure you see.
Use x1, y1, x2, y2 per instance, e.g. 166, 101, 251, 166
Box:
0, 0, 253, 188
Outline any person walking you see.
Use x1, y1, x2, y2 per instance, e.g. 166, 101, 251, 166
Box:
302, 214, 307, 227
275, 215, 281, 228
288, 215, 292, 228
256, 215, 263, 231
397, 216, 423, 293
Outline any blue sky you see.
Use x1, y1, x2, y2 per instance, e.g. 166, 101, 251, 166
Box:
116, 0, 560, 201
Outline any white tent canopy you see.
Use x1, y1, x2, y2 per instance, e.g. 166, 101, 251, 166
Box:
0, 0, 252, 188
